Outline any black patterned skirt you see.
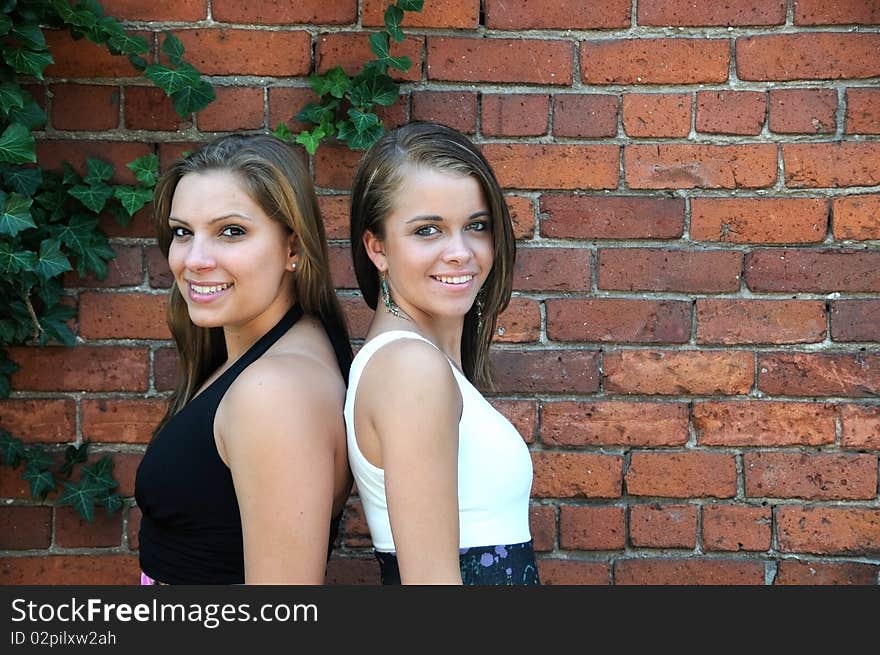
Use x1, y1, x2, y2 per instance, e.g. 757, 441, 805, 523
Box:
375, 540, 540, 585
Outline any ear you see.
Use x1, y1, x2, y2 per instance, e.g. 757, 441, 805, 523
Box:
362, 229, 387, 273
285, 232, 299, 272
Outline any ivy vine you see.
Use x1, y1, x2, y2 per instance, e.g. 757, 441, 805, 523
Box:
0, 0, 213, 522
274, 0, 424, 154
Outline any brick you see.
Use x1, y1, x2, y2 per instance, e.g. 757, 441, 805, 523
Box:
213, 0, 356, 23
159, 142, 204, 173
495, 297, 541, 343
581, 39, 729, 84
505, 195, 536, 240
769, 88, 837, 134
605, 350, 754, 396
546, 298, 690, 343
702, 505, 772, 552
831, 300, 880, 342
35, 140, 152, 185
63, 244, 144, 289
560, 505, 626, 550
0, 555, 139, 585
325, 556, 380, 585
8, 346, 149, 392
598, 248, 742, 292
55, 506, 123, 548
541, 195, 684, 240
78, 292, 171, 340
491, 350, 599, 394
484, 144, 619, 190
329, 243, 357, 289
784, 142, 880, 187
696, 91, 766, 135
339, 295, 373, 340
363, 0, 479, 28
146, 246, 173, 289
0, 466, 31, 499
111, 453, 142, 497
0, 399, 76, 443
626, 452, 737, 498
51, 84, 119, 131
124, 86, 182, 131
427, 37, 572, 85
622, 93, 691, 138
102, 0, 206, 21
775, 560, 880, 586
541, 401, 688, 447
0, 507, 52, 549
745, 249, 880, 293
529, 504, 556, 551
268, 87, 319, 134
176, 29, 311, 76
154, 347, 179, 392
553, 94, 618, 138
737, 33, 880, 81
746, 451, 877, 501
488, 400, 537, 444
639, 0, 785, 26
614, 558, 764, 585
514, 248, 590, 291
411, 91, 477, 134
776, 507, 880, 555
629, 504, 697, 548
314, 142, 363, 190
341, 500, 371, 548
486, 0, 630, 28
537, 560, 610, 585
696, 299, 825, 345
758, 353, 880, 398
846, 88, 880, 134
481, 94, 550, 137
81, 399, 166, 444
318, 33, 422, 82
690, 198, 828, 244
833, 194, 880, 240
794, 1, 880, 25
531, 452, 623, 498
44, 29, 144, 77
841, 405, 880, 449
100, 207, 154, 239
625, 144, 777, 189
127, 506, 141, 550
317, 195, 350, 240
196, 87, 264, 131
693, 401, 836, 447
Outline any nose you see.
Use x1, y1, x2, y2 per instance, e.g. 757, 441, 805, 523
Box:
183, 235, 215, 271
442, 230, 473, 264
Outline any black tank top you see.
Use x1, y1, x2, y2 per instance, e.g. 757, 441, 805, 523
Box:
135, 305, 352, 584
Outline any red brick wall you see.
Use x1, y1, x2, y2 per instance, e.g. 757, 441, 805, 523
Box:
2, 0, 878, 586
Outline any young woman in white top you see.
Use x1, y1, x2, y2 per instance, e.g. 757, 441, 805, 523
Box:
345, 121, 539, 585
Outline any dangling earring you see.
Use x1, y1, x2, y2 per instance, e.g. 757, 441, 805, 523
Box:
380, 273, 406, 319
475, 289, 485, 330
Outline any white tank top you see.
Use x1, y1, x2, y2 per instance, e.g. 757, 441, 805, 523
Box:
344, 330, 533, 552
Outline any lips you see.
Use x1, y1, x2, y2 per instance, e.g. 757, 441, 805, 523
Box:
433, 274, 475, 285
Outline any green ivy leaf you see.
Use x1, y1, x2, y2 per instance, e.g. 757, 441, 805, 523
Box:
126, 153, 159, 187
295, 101, 337, 127
2, 47, 53, 79
0, 430, 26, 467
161, 32, 186, 66
58, 481, 97, 523
83, 455, 117, 491
272, 122, 293, 141
37, 276, 63, 308
346, 123, 384, 150
144, 62, 201, 95
0, 82, 25, 115
0, 123, 36, 164
24, 463, 55, 499
103, 493, 123, 515
0, 191, 35, 237
397, 0, 424, 11
60, 442, 89, 478
56, 214, 97, 256
348, 108, 381, 134
172, 79, 215, 117
67, 182, 113, 213
11, 23, 47, 51
83, 157, 113, 185
295, 127, 326, 156
25, 446, 54, 471
368, 32, 411, 72
324, 67, 350, 99
39, 302, 76, 346
73, 236, 114, 279
308, 70, 336, 97
0, 242, 37, 274
384, 5, 405, 42
61, 162, 80, 187
9, 97, 48, 130
34, 238, 72, 280
2, 165, 42, 197
51, 0, 76, 23
113, 185, 153, 216
350, 67, 399, 108
0, 13, 11, 37
0, 351, 18, 397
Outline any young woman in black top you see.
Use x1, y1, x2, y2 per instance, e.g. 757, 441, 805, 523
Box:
135, 134, 353, 584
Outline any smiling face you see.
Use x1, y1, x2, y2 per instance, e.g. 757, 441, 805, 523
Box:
364, 165, 494, 326
167, 169, 297, 337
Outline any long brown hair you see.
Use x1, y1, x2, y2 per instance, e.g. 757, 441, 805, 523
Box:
154, 134, 350, 430
349, 121, 515, 388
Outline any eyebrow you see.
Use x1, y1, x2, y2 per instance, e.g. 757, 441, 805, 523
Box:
404, 210, 491, 224
168, 212, 255, 225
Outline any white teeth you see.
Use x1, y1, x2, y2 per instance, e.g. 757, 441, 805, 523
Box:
190, 283, 231, 294
437, 275, 473, 285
